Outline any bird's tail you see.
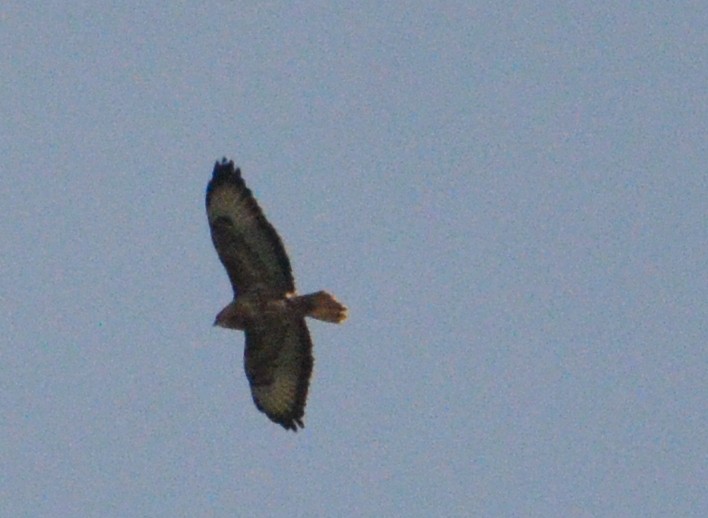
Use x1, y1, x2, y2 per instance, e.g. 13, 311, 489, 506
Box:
291, 291, 348, 324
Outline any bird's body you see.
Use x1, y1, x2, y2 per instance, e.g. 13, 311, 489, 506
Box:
215, 291, 346, 331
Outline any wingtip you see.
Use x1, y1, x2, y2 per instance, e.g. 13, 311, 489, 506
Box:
284, 419, 305, 432
212, 157, 238, 177
207, 158, 246, 206
277, 415, 305, 432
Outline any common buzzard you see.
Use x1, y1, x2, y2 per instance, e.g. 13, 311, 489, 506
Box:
206, 158, 347, 431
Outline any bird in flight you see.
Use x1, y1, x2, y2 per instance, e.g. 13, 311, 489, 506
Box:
206, 158, 347, 431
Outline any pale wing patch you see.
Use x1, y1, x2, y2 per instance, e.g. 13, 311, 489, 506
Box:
207, 185, 258, 226
252, 372, 301, 416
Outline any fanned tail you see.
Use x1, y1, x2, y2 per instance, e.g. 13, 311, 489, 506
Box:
292, 291, 348, 323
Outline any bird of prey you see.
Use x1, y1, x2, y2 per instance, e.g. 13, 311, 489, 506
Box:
206, 158, 347, 431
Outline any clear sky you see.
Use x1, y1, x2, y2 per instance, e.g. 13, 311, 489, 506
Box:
1, 2, 706, 517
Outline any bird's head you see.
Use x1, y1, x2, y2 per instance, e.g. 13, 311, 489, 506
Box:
213, 302, 246, 330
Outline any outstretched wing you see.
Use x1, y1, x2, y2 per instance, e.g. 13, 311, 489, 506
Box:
206, 159, 295, 296
244, 317, 313, 431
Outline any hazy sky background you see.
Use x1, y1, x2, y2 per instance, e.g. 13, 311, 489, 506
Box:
2, 2, 706, 516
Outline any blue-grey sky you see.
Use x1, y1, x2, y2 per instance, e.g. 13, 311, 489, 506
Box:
2, 2, 706, 516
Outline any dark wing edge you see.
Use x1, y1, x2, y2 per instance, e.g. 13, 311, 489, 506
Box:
206, 158, 295, 295
243, 318, 313, 431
